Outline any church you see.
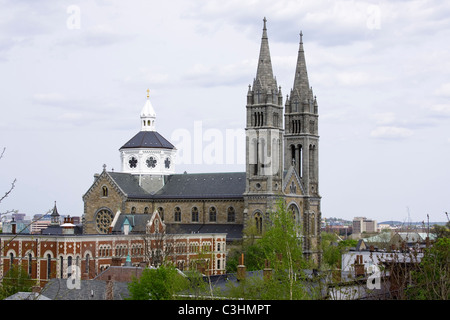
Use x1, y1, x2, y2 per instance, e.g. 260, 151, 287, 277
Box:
82, 18, 322, 264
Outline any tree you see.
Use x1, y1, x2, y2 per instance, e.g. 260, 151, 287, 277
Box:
0, 265, 34, 299
227, 200, 317, 300
127, 264, 188, 300
407, 237, 450, 300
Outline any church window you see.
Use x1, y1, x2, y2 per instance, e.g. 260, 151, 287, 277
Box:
95, 208, 114, 234
144, 206, 149, 214
131, 207, 136, 214
102, 186, 108, 197
146, 156, 157, 168
164, 157, 171, 169
157, 207, 164, 220
288, 204, 300, 223
128, 156, 138, 168
227, 207, 236, 222
254, 212, 263, 234
174, 207, 181, 222
191, 207, 199, 222
209, 207, 217, 222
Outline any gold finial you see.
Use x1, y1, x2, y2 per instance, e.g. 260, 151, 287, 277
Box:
146, 89, 150, 98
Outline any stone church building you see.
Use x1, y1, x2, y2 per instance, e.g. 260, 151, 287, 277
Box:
82, 18, 322, 263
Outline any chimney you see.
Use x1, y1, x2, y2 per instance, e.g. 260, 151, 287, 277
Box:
236, 253, 246, 281
263, 259, 272, 281
354, 255, 365, 277
11, 218, 16, 234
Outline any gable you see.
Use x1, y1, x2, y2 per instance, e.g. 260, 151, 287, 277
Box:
283, 166, 304, 196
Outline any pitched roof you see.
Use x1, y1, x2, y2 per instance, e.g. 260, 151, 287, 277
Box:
120, 131, 175, 150
155, 172, 246, 199
166, 223, 243, 241
106, 171, 246, 200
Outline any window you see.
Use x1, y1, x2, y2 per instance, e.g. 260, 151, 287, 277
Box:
68, 256, 73, 278
144, 206, 149, 214
131, 207, 136, 214
10, 253, 13, 268
47, 254, 52, 279
227, 207, 236, 222
254, 212, 263, 234
28, 253, 32, 275
95, 208, 114, 234
60, 256, 64, 278
157, 207, 164, 221
85, 254, 90, 275
174, 207, 181, 222
191, 207, 199, 222
102, 186, 108, 197
209, 207, 217, 222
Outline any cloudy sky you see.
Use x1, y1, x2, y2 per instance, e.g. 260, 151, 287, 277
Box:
0, 0, 449, 223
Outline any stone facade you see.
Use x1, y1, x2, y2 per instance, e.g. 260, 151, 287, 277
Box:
82, 18, 322, 264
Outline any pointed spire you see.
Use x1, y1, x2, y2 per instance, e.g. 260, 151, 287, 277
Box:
254, 17, 276, 91
292, 30, 310, 104
141, 89, 156, 131
50, 201, 60, 225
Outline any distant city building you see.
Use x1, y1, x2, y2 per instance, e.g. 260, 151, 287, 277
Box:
353, 217, 378, 234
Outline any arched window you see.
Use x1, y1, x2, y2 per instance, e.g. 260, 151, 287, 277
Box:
131, 207, 136, 214
288, 204, 300, 224
144, 206, 149, 214
254, 212, 263, 234
191, 207, 199, 222
47, 254, 52, 279
227, 207, 235, 222
174, 207, 181, 222
28, 253, 32, 275
9, 252, 14, 268
157, 207, 164, 221
209, 207, 217, 222
67, 256, 73, 278
85, 254, 90, 275
102, 186, 108, 197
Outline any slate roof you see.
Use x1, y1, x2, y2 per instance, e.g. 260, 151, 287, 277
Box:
107, 171, 246, 200
41, 278, 131, 300
120, 131, 175, 149
166, 223, 243, 241
155, 172, 246, 199
108, 172, 149, 197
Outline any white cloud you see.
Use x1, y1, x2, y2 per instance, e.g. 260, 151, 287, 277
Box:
370, 126, 414, 139
434, 83, 450, 97
371, 112, 396, 125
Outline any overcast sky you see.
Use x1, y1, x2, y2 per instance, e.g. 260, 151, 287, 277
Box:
0, 0, 449, 223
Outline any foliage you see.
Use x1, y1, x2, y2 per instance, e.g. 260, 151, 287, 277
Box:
432, 222, 450, 239
407, 237, 450, 300
127, 264, 188, 300
226, 200, 317, 300
0, 265, 34, 299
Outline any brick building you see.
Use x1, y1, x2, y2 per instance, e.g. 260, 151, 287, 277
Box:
0, 206, 226, 287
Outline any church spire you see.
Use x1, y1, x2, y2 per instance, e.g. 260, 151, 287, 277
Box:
292, 31, 311, 103
254, 17, 277, 91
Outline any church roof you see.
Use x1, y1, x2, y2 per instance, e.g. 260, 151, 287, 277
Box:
155, 172, 246, 199
120, 131, 175, 150
106, 171, 246, 200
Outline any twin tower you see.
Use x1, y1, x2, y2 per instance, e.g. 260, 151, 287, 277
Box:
244, 18, 321, 259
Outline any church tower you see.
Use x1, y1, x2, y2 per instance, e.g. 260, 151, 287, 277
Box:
119, 90, 177, 193
284, 32, 321, 262
244, 18, 284, 233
